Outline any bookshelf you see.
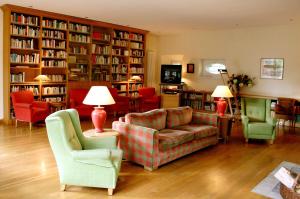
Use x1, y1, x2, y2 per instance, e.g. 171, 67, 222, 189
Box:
180, 90, 216, 112
2, 4, 147, 123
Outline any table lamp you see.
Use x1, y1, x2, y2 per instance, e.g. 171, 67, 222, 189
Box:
83, 86, 115, 132
35, 75, 50, 96
211, 85, 233, 116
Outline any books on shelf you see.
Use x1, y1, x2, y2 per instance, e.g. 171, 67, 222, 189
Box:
69, 23, 90, 33
129, 33, 143, 41
69, 46, 88, 55
10, 25, 39, 37
92, 44, 110, 55
113, 31, 129, 39
130, 42, 143, 49
92, 55, 110, 65
92, 31, 111, 41
69, 33, 91, 43
42, 19, 67, 30
42, 30, 65, 39
11, 85, 39, 95
42, 60, 66, 67
42, 39, 66, 48
11, 72, 25, 83
131, 49, 144, 57
42, 50, 66, 58
11, 38, 34, 49
43, 86, 66, 95
10, 53, 39, 63
11, 13, 39, 26
112, 39, 128, 47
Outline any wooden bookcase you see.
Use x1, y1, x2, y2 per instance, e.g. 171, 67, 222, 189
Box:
180, 90, 216, 112
1, 4, 148, 124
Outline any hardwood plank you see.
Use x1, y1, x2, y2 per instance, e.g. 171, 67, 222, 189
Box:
0, 118, 300, 198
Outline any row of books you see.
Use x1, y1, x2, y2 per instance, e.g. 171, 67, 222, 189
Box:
92, 32, 111, 41
129, 83, 143, 91
92, 44, 110, 55
10, 25, 39, 37
131, 49, 144, 57
130, 57, 143, 64
42, 30, 65, 39
69, 65, 88, 73
92, 55, 110, 65
130, 42, 143, 49
11, 72, 25, 83
112, 57, 127, 65
42, 50, 66, 58
113, 31, 129, 39
42, 39, 66, 48
11, 38, 35, 49
10, 53, 39, 64
42, 60, 66, 67
112, 39, 128, 47
11, 13, 39, 26
92, 69, 110, 81
112, 65, 127, 73
112, 49, 129, 56
43, 97, 65, 102
69, 23, 90, 33
69, 34, 91, 43
43, 86, 66, 95
129, 33, 143, 42
69, 46, 88, 55
11, 86, 39, 95
42, 19, 67, 30
112, 74, 128, 82
130, 67, 144, 73
47, 75, 65, 82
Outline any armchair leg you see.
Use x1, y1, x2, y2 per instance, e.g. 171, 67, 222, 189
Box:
15, 120, 18, 128
108, 188, 114, 196
269, 140, 274, 145
60, 184, 66, 191
245, 138, 248, 143
29, 122, 32, 131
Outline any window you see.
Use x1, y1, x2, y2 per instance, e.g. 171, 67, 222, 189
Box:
202, 59, 226, 76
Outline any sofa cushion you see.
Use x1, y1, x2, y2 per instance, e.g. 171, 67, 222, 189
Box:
172, 124, 218, 139
125, 109, 167, 130
248, 122, 274, 135
166, 106, 193, 128
158, 129, 194, 151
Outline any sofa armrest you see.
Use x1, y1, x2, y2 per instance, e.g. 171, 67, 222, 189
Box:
191, 111, 218, 127
14, 103, 32, 109
112, 121, 159, 169
71, 149, 114, 167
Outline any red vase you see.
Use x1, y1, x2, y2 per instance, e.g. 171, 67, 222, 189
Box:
91, 107, 107, 132
216, 98, 227, 116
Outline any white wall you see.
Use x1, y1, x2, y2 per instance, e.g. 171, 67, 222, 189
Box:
0, 9, 3, 119
156, 22, 300, 99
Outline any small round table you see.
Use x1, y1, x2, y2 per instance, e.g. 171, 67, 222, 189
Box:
83, 129, 120, 147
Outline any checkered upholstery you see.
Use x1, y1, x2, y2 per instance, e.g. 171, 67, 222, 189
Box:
125, 109, 167, 130
166, 106, 193, 128
158, 129, 194, 151
112, 107, 219, 170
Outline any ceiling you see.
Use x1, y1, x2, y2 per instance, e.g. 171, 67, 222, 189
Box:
1, 0, 300, 35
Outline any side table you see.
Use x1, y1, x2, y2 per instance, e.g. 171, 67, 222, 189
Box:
49, 101, 66, 113
83, 129, 120, 147
218, 115, 233, 143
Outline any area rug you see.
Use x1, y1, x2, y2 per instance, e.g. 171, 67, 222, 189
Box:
252, 161, 300, 199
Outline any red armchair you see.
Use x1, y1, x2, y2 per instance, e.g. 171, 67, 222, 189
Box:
69, 89, 94, 118
106, 88, 130, 116
138, 87, 161, 112
11, 90, 50, 130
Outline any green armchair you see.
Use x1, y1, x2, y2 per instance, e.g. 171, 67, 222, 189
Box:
45, 109, 123, 195
241, 98, 276, 144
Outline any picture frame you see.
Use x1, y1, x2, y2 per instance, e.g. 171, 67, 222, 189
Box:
260, 58, 284, 80
187, 63, 194, 73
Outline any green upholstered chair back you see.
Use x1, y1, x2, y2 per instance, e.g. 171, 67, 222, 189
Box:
45, 110, 83, 164
241, 98, 267, 122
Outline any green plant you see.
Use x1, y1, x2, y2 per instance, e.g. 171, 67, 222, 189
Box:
227, 74, 255, 93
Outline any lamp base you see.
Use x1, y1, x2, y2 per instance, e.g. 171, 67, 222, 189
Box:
216, 98, 227, 116
91, 107, 106, 132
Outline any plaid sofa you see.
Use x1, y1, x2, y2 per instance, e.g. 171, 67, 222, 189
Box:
112, 106, 218, 171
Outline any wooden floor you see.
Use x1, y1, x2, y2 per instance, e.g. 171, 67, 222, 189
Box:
1, 118, 300, 199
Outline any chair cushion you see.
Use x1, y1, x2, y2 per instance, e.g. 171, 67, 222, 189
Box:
172, 124, 218, 139
158, 129, 194, 151
166, 106, 193, 128
125, 109, 167, 130
248, 122, 274, 135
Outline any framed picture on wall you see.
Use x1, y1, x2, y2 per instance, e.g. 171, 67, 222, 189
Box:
187, 63, 194, 73
260, 58, 284, 80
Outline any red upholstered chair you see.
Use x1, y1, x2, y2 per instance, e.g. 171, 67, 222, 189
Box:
106, 88, 130, 116
11, 90, 50, 130
138, 87, 161, 112
69, 89, 94, 118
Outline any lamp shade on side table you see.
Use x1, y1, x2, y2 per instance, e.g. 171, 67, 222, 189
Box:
211, 85, 233, 116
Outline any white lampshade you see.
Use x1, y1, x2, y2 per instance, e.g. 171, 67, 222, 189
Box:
83, 86, 115, 106
34, 75, 50, 81
211, 85, 233, 98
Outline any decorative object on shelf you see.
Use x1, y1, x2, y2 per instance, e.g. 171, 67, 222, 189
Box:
187, 63, 194, 73
83, 86, 115, 132
227, 73, 255, 94
130, 75, 142, 82
34, 74, 50, 82
260, 58, 284, 80
211, 85, 233, 116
